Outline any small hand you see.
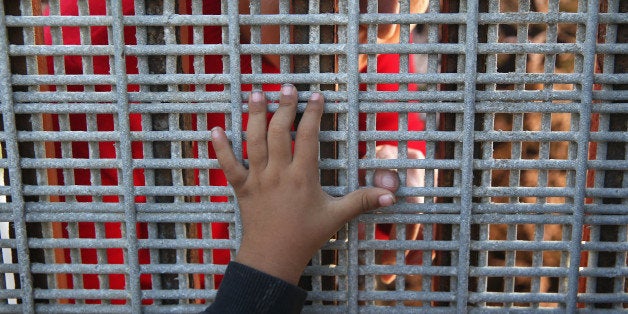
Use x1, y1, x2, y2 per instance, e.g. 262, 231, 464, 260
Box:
211, 85, 396, 285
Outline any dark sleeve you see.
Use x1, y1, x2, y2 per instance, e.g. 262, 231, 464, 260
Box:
201, 261, 307, 314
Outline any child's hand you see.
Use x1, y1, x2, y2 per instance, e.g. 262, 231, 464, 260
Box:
211, 84, 396, 285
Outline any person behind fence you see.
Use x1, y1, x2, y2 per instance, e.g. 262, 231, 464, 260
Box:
44, 0, 428, 301
203, 86, 396, 313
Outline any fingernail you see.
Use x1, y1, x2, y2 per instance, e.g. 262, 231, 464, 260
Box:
381, 173, 396, 188
210, 127, 221, 139
378, 194, 395, 207
310, 92, 321, 101
281, 84, 294, 96
250, 90, 263, 102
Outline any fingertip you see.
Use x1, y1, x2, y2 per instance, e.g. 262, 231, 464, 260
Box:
310, 92, 323, 102
281, 83, 295, 96
378, 193, 396, 207
305, 92, 324, 116
250, 90, 265, 103
373, 169, 400, 192
211, 126, 224, 140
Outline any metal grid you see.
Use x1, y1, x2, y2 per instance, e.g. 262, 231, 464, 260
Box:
0, 0, 626, 312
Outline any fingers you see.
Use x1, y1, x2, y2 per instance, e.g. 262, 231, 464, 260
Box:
293, 93, 324, 172
267, 84, 298, 167
211, 127, 248, 188
373, 169, 400, 193
333, 188, 395, 223
246, 91, 269, 170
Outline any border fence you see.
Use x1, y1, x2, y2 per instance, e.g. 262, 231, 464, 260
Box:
0, 0, 626, 312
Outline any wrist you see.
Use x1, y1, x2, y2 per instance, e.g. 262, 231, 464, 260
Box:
235, 242, 306, 285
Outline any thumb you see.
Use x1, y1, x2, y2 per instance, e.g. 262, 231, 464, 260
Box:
333, 188, 396, 222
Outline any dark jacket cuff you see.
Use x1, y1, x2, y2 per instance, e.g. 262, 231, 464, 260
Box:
202, 261, 307, 314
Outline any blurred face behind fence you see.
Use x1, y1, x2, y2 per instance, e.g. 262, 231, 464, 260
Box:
239, 0, 429, 70
359, 0, 429, 43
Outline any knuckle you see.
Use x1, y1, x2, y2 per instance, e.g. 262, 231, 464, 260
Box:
267, 126, 286, 138
361, 193, 372, 212
298, 131, 315, 142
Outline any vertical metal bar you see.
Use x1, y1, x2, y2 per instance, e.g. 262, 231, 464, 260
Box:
293, 0, 309, 84
75, 0, 110, 300
420, 0, 440, 301
109, 1, 141, 311
586, 0, 608, 307
592, 0, 626, 309
469, 0, 488, 301
144, 0, 179, 303
457, 0, 479, 311
189, 0, 212, 296
345, 1, 359, 312
132, 0, 159, 301
565, 0, 599, 311
435, 0, 459, 303
474, 0, 498, 304
364, 0, 377, 301
20, 0, 55, 297
292, 0, 338, 297
227, 0, 244, 250
176, 0, 200, 300
0, 2, 35, 312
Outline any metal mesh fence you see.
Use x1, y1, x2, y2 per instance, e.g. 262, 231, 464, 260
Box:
0, 0, 626, 312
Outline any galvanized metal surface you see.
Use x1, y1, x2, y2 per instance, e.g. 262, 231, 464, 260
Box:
0, 0, 626, 312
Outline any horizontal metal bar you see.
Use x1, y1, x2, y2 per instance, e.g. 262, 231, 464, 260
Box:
6, 12, 624, 28
24, 212, 236, 223
141, 289, 216, 299
33, 289, 128, 300
473, 159, 577, 170
137, 239, 235, 249
358, 130, 462, 142
31, 304, 131, 314
577, 293, 628, 303
585, 188, 628, 198
470, 266, 568, 277
13, 130, 627, 145
359, 291, 455, 302
473, 187, 574, 197
359, 213, 461, 224
358, 240, 458, 250
12, 73, 628, 88
478, 43, 581, 54
469, 292, 565, 304
579, 267, 628, 277
359, 265, 457, 276
140, 305, 212, 314
4, 15, 113, 26
358, 159, 461, 169
14, 100, 617, 116
581, 241, 628, 252
24, 202, 234, 213
139, 263, 227, 274
359, 43, 464, 54
28, 238, 127, 249
10, 44, 114, 55
30, 263, 127, 274
473, 203, 628, 215
471, 240, 569, 251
